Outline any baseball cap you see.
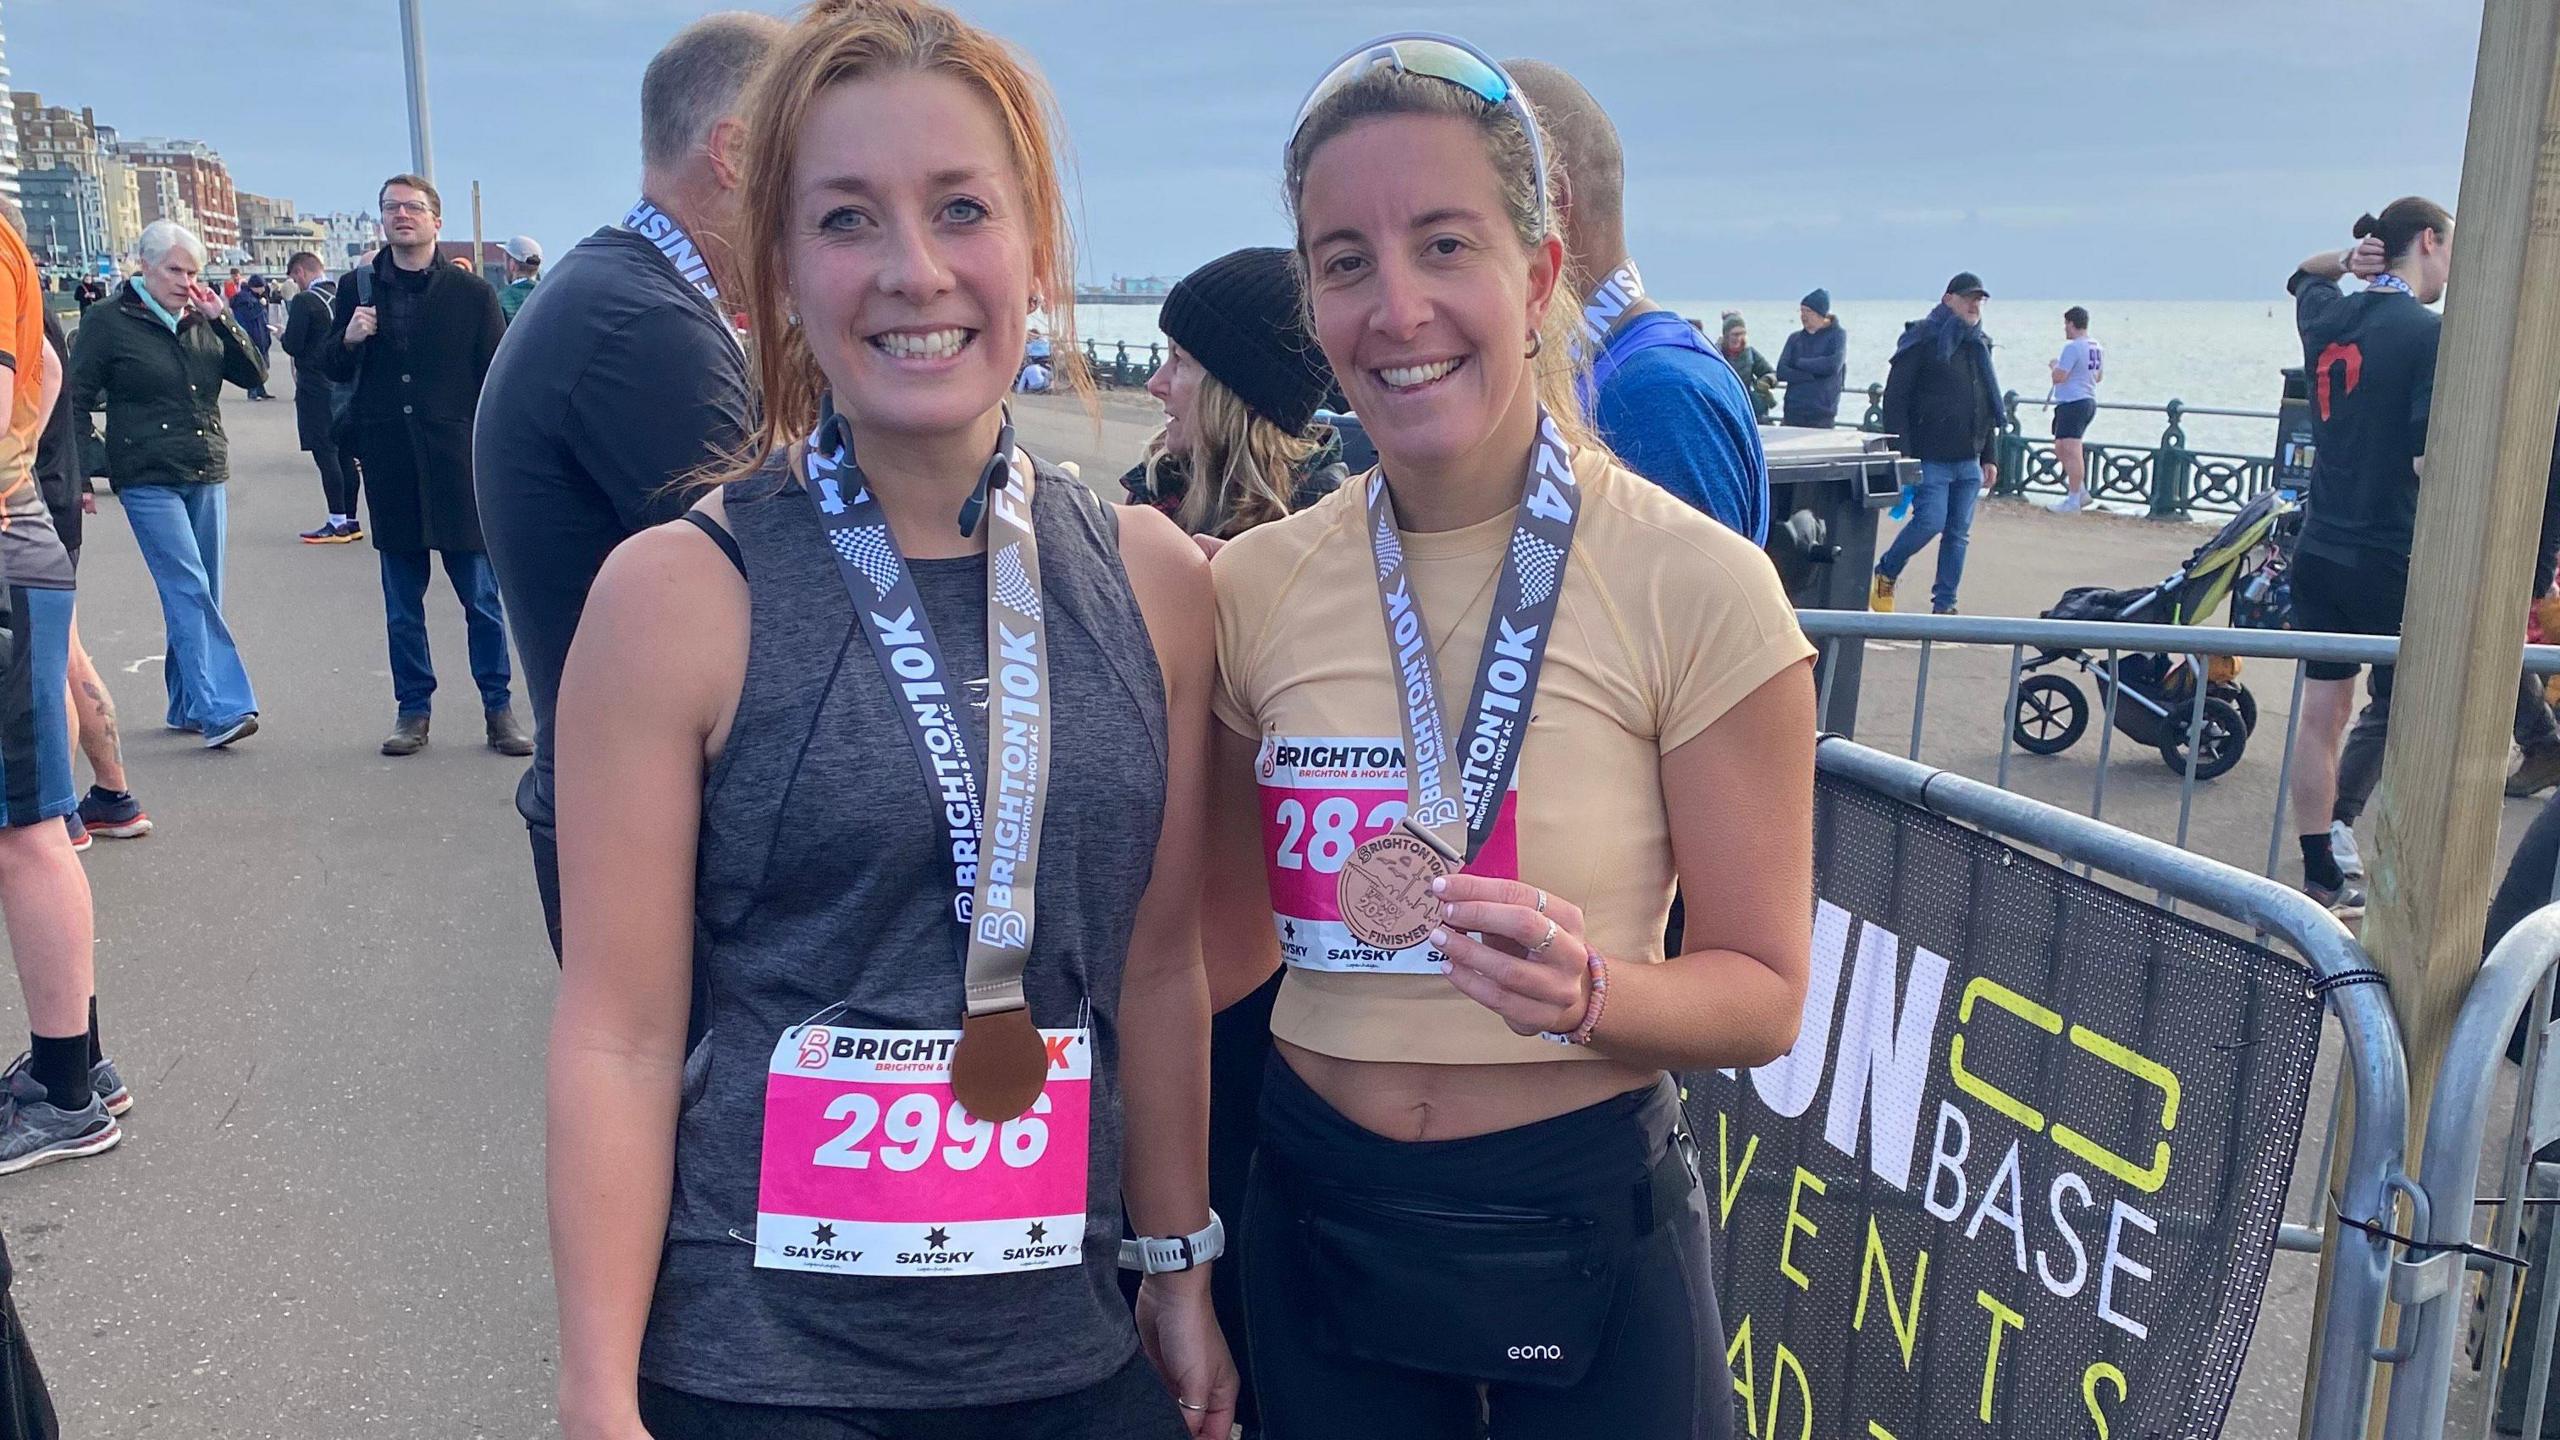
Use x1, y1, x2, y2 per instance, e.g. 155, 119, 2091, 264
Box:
503, 235, 543, 264
1944, 272, 1989, 298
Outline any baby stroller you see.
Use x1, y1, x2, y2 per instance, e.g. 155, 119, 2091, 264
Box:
2009, 488, 2298, 781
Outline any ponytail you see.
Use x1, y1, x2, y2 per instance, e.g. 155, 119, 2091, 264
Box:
2354, 196, 2453, 263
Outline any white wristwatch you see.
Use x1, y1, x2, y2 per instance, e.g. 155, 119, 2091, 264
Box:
1119, 1212, 1225, 1274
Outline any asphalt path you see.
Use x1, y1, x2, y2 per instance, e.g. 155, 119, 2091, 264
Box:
1, 378, 2530, 1435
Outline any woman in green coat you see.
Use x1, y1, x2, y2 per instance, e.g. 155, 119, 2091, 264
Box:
65, 220, 267, 747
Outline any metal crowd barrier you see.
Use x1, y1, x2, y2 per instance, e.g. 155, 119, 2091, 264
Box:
1817, 738, 2412, 1435
1805, 615, 2560, 1435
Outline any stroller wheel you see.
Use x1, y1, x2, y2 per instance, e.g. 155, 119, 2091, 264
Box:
2213, 683, 2259, 735
2013, 674, 2088, 754
2158, 695, 2248, 781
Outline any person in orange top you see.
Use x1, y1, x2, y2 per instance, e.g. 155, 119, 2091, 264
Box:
0, 200, 127, 1175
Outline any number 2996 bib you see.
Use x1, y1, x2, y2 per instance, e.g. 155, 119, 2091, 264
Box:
755, 1025, 1091, 1277
1257, 733, 1520, 974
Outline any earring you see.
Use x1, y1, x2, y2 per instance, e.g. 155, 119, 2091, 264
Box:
1525, 332, 1543, 360
786, 310, 800, 327
1029, 295, 1044, 313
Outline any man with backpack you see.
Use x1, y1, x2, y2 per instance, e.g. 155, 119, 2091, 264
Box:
279, 251, 360, 544
1505, 59, 1770, 544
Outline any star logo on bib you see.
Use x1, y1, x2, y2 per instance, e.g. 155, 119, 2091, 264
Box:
1026, 1222, 1047, 1244
925, 1227, 951, 1250
812, 1223, 837, 1246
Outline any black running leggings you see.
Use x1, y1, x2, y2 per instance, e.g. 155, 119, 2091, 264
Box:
1242, 1058, 1733, 1440
311, 441, 360, 518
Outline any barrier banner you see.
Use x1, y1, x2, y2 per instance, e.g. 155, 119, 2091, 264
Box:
1686, 772, 2322, 1438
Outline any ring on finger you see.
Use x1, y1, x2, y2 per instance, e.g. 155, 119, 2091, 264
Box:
1176, 1399, 1208, 1413
1533, 887, 1550, 915
1530, 917, 1560, 954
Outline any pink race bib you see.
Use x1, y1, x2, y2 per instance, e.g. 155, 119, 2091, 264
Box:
754, 1025, 1090, 1277
1256, 734, 1520, 974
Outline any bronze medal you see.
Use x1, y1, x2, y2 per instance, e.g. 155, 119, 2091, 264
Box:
1336, 829, 1450, 951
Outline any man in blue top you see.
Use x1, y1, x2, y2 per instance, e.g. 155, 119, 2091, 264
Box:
1507, 60, 1768, 544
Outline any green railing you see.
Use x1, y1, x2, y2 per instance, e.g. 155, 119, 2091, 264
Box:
1838, 382, 2279, 520
1078, 341, 2281, 520
1080, 338, 1166, 389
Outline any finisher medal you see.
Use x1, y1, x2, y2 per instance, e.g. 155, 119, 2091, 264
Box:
1353, 408, 1583, 922
1337, 827, 1452, 950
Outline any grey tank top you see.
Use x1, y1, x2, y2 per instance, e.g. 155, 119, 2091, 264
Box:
639, 454, 1170, 1409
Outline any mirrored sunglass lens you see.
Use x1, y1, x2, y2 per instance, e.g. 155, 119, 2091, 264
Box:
1384, 40, 1507, 105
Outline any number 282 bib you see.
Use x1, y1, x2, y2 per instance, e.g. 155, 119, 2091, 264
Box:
755, 1025, 1091, 1277
1257, 734, 1520, 975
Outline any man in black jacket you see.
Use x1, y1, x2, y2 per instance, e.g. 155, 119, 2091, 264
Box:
1873, 273, 2002, 614
279, 251, 360, 544
321, 175, 530, 758
474, 11, 778, 956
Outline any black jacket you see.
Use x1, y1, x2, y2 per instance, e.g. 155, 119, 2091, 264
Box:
1880, 307, 2002, 466
279, 283, 339, 452
319, 250, 505, 551
473, 220, 757, 831
65, 280, 266, 489
1775, 322, 1848, 428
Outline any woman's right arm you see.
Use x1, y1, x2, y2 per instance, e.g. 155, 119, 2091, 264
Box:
549, 515, 746, 1440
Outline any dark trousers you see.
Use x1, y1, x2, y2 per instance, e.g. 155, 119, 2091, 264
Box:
635, 1354, 1184, 1439
312, 442, 360, 517
380, 549, 512, 718
248, 341, 272, 398
529, 820, 563, 963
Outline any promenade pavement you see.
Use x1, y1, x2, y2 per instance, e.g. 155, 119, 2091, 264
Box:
0, 380, 2526, 1435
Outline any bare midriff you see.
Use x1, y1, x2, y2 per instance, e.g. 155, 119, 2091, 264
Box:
1276, 1038, 1662, 1143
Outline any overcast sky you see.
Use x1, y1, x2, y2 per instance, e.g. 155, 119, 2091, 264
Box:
19, 0, 2486, 299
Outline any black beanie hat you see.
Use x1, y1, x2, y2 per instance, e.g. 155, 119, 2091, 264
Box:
1157, 247, 1333, 437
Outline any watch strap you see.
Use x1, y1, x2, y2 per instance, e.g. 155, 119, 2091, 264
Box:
1118, 1211, 1225, 1274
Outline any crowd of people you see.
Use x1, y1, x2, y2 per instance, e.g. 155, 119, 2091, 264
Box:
1, 1, 2550, 1436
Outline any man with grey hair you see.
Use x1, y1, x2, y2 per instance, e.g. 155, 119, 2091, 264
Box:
1505, 58, 1768, 546
474, 10, 779, 958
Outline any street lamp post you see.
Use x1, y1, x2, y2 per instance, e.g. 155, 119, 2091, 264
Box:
399, 0, 436, 185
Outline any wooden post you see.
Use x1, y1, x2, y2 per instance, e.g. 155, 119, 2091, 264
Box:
470, 180, 485, 283
2299, 0, 2560, 1433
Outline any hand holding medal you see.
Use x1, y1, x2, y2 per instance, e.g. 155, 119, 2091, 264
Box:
1427, 876, 1597, 1039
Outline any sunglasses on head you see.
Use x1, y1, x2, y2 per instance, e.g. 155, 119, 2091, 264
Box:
1288, 32, 1553, 237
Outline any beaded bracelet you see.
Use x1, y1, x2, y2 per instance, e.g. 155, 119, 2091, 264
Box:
1541, 946, 1610, 1046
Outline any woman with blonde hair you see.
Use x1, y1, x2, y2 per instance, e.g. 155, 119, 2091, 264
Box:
1206, 33, 1816, 1438
544, 2, 1232, 1435
1121, 247, 1343, 543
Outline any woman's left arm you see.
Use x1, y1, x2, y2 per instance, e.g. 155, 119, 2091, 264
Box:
1436, 659, 1816, 1071
1110, 501, 1235, 1439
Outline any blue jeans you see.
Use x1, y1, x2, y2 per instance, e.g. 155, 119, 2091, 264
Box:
381, 549, 513, 718
1874, 458, 1984, 612
120, 483, 258, 731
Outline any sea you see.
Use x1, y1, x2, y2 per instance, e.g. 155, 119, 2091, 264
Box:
1072, 298, 2311, 461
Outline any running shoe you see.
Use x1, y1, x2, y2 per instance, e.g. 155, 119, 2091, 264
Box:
2304, 875, 2367, 920
2511, 742, 2560, 798
1869, 572, 1896, 612
0, 1095, 119, 1175
2, 1053, 132, 1117
76, 786, 152, 839
2051, 493, 2089, 514
300, 520, 344, 544
2329, 820, 2366, 880
204, 714, 259, 749
332, 520, 365, 542
64, 813, 89, 853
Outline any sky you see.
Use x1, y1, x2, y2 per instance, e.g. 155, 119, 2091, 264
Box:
17, 0, 2489, 300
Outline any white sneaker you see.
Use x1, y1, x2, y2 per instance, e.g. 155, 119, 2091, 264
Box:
2330, 820, 2365, 879
2051, 492, 2089, 513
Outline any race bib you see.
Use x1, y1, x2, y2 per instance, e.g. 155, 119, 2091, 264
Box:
1257, 734, 1520, 974
755, 1025, 1090, 1277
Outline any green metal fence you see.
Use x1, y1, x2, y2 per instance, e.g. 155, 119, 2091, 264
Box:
1078, 340, 2284, 520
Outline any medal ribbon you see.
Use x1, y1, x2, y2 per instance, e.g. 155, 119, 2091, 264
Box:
624, 197, 725, 309
802, 403, 1053, 1029
2364, 271, 2414, 297
1361, 408, 1582, 866
1577, 259, 1649, 351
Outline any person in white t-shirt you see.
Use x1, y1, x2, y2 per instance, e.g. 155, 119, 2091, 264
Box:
2048, 305, 2104, 512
